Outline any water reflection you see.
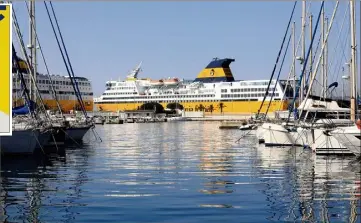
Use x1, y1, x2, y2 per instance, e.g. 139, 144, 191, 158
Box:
0, 122, 360, 222
0, 142, 93, 222
253, 142, 361, 222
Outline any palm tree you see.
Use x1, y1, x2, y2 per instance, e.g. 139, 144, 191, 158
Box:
218, 102, 225, 114
208, 104, 214, 114
198, 104, 205, 111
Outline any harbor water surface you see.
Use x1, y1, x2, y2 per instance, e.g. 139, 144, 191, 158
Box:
1, 122, 361, 222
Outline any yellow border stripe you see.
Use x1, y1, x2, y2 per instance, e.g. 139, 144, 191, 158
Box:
0, 3, 12, 135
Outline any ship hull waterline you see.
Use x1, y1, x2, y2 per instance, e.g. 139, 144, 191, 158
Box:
95, 100, 290, 114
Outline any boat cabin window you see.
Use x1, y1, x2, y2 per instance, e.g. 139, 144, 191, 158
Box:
301, 111, 350, 121
301, 111, 328, 121
326, 112, 350, 119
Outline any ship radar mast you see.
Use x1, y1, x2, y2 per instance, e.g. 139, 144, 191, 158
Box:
126, 61, 142, 79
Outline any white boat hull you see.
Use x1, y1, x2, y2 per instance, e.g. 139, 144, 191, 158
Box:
311, 129, 354, 155
261, 123, 298, 147
331, 133, 361, 155
167, 117, 191, 122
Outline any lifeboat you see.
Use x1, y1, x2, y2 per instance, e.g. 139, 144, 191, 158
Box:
149, 79, 164, 86
163, 78, 179, 85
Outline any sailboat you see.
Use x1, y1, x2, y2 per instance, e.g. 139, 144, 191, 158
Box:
294, 0, 360, 155
41, 1, 94, 143
257, 1, 360, 155
0, 47, 47, 155
12, 1, 94, 147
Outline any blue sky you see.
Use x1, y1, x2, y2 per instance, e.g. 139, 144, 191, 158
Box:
12, 1, 360, 97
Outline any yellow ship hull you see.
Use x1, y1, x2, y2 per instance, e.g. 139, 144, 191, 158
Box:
95, 100, 290, 114
13, 98, 94, 113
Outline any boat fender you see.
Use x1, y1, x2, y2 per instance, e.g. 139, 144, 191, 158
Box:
356, 119, 361, 129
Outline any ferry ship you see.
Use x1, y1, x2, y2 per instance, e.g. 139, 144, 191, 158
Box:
94, 58, 293, 114
12, 57, 94, 113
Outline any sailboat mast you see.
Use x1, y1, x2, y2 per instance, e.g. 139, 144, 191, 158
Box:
325, 17, 328, 97
292, 22, 296, 105
28, 0, 37, 102
309, 14, 313, 81
321, 5, 325, 98
300, 0, 306, 102
350, 0, 357, 121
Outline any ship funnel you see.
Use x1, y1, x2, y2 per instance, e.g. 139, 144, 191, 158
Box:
194, 58, 235, 83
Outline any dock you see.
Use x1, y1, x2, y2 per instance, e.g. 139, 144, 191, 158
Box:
90, 110, 167, 124
87, 110, 278, 124
218, 121, 245, 129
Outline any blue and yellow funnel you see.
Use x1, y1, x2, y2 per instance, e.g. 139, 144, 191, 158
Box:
194, 58, 235, 83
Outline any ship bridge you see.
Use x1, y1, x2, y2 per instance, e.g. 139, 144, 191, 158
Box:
194, 58, 235, 83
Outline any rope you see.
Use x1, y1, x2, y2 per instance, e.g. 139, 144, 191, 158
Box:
276, 2, 313, 113
33, 129, 45, 155
44, 1, 87, 118
22, 0, 64, 118
12, 7, 52, 123
60, 128, 82, 148
256, 1, 297, 118
91, 127, 103, 142
286, 1, 325, 124
48, 1, 88, 118
297, 1, 340, 123
11, 45, 37, 120
265, 31, 292, 115
326, 3, 350, 84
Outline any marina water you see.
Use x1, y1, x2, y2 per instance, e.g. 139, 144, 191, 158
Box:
1, 122, 360, 222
